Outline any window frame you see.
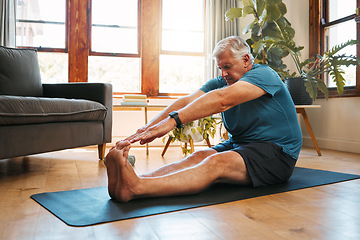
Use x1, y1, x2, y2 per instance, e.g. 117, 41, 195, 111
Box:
15, 0, 206, 97
158, 0, 206, 95
309, 0, 360, 98
15, 0, 69, 53
88, 0, 141, 58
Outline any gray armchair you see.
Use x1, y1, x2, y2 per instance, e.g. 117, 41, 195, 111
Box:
0, 46, 112, 160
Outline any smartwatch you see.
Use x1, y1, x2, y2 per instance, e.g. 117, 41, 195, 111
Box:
169, 111, 182, 129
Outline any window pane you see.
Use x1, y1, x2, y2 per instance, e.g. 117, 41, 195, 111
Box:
324, 20, 356, 87
159, 55, 205, 93
91, 0, 138, 54
329, 0, 356, 21
162, 31, 204, 52
38, 52, 68, 83
16, 0, 66, 48
88, 56, 141, 92
91, 27, 138, 53
162, 0, 204, 53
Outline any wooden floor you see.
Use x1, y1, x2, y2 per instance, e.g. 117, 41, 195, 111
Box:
1, 146, 360, 240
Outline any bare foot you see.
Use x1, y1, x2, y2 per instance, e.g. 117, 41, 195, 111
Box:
105, 151, 118, 199
114, 146, 143, 202
105, 141, 131, 199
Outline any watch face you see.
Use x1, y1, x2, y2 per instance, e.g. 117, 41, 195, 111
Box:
169, 111, 181, 128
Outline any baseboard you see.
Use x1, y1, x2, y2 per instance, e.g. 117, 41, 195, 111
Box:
303, 136, 360, 154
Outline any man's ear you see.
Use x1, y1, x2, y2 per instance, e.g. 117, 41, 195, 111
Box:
243, 54, 251, 68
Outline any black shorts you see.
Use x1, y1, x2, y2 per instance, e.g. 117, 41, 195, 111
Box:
212, 141, 297, 187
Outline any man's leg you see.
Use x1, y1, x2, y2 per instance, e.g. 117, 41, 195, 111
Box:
108, 144, 251, 202
141, 148, 217, 178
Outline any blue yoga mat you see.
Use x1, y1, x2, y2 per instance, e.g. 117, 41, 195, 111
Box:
31, 167, 360, 227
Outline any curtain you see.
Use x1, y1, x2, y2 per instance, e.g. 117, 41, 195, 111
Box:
0, 0, 16, 47
205, 0, 240, 81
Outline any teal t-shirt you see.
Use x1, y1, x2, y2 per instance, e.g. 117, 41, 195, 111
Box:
200, 64, 302, 159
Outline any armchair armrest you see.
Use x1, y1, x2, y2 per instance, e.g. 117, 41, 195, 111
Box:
43, 83, 112, 105
43, 83, 113, 143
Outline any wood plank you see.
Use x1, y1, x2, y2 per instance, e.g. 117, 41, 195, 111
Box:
140, 0, 161, 96
309, 0, 321, 58
68, 0, 89, 82
0, 147, 359, 239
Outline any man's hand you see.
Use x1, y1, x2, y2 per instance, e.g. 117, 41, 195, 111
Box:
129, 117, 176, 145
123, 124, 151, 143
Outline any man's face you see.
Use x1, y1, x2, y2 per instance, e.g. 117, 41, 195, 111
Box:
216, 49, 252, 85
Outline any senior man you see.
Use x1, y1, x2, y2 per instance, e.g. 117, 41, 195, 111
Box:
105, 36, 302, 202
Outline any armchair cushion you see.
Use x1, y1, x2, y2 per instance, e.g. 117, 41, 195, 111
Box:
0, 46, 43, 96
0, 95, 107, 126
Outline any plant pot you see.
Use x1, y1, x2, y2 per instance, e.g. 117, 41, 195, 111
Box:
284, 77, 313, 105
180, 120, 204, 143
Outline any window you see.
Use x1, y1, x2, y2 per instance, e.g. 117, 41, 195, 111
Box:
15, 0, 206, 96
16, 0, 68, 83
323, 0, 357, 88
89, 0, 141, 93
160, 0, 205, 93
309, 0, 359, 97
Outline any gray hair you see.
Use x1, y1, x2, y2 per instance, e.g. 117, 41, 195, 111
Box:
212, 36, 254, 62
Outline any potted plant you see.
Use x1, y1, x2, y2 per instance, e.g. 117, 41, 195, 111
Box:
225, 0, 302, 79
163, 116, 218, 155
226, 0, 360, 103
284, 39, 360, 102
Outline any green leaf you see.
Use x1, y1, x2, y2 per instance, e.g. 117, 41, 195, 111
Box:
262, 22, 279, 38
225, 7, 242, 21
327, 39, 360, 56
256, 0, 266, 16
243, 0, 255, 8
267, 47, 284, 66
251, 23, 262, 38
304, 79, 318, 101
191, 128, 196, 135
243, 6, 255, 15
277, 2, 287, 15
266, 0, 282, 6
329, 66, 346, 96
283, 26, 295, 40
316, 80, 329, 100
252, 40, 265, 54
265, 5, 281, 22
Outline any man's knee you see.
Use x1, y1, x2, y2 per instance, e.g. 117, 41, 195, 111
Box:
190, 148, 217, 162
203, 153, 231, 173
204, 152, 250, 184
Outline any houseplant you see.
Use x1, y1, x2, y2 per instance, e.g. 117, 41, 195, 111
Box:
226, 0, 360, 102
225, 0, 303, 79
163, 116, 218, 155
260, 38, 360, 101
284, 39, 360, 101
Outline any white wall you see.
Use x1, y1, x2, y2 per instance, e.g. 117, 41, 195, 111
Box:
113, 0, 360, 154
301, 97, 360, 153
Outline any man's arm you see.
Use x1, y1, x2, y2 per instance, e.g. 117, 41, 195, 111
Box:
147, 90, 205, 126
130, 81, 266, 145
177, 80, 267, 125
124, 90, 204, 142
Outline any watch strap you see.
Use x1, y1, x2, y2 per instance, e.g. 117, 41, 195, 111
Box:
169, 111, 182, 129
